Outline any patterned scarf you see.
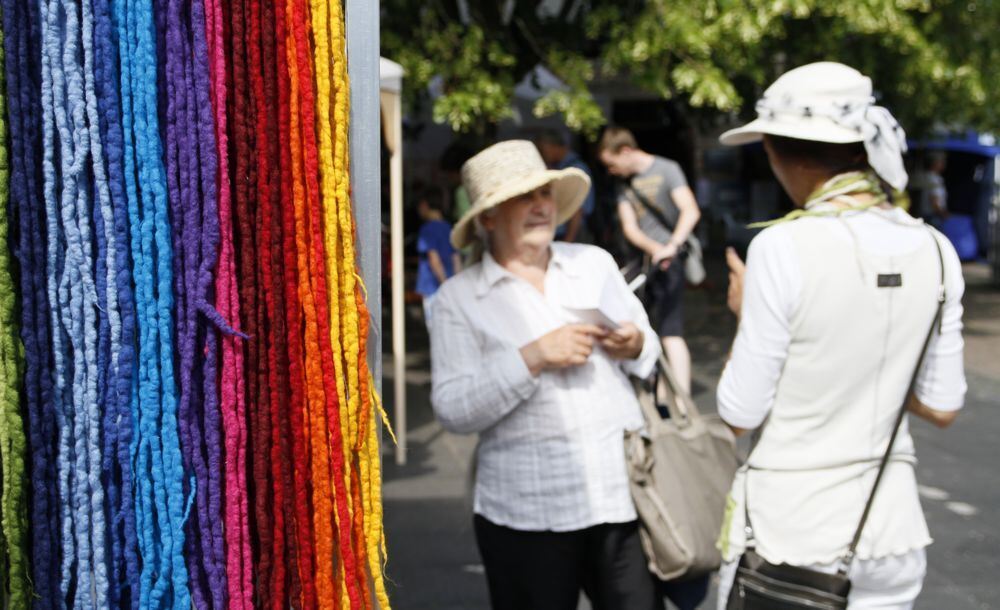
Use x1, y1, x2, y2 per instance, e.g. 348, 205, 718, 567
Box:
749, 171, 888, 228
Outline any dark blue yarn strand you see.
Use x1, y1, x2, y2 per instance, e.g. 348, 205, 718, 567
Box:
92, 0, 141, 600
81, 0, 123, 599
3, 0, 60, 604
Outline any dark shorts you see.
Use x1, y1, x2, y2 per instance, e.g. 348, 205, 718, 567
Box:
644, 261, 685, 338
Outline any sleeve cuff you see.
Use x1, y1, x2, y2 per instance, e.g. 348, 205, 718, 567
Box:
497, 345, 541, 401
622, 325, 659, 379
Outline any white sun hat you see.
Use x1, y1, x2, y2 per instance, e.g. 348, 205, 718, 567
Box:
719, 62, 908, 190
451, 140, 590, 249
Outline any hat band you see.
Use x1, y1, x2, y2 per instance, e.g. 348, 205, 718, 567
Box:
754, 95, 909, 191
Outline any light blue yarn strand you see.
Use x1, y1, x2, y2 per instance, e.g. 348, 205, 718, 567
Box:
41, 0, 109, 603
114, 0, 192, 604
38, 0, 76, 601
80, 0, 116, 601
115, 0, 166, 604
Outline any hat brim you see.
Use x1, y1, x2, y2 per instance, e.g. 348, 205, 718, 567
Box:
451, 167, 591, 249
719, 116, 865, 146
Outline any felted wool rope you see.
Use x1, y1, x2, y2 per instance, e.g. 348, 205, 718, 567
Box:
157, 0, 232, 599
285, 0, 364, 603
3, 0, 61, 603
78, 0, 121, 601
204, 0, 254, 600
308, 0, 382, 606
254, 0, 300, 601
323, 1, 394, 605
226, 0, 279, 604
39, 0, 102, 600
274, 3, 317, 604
0, 15, 29, 609
283, 0, 343, 601
114, 0, 192, 602
91, 0, 141, 598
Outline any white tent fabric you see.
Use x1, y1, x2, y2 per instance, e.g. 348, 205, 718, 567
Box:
380, 57, 407, 464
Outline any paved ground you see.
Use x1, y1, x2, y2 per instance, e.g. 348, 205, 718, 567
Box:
380, 260, 1000, 610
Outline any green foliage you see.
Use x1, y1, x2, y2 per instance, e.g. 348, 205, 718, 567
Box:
382, 1, 1000, 137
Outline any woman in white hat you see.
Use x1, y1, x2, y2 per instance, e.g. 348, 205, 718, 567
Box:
716, 63, 967, 608
429, 140, 664, 610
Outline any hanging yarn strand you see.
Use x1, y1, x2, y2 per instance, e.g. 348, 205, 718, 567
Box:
115, 0, 193, 601
0, 0, 397, 606
202, 0, 255, 597
274, 0, 317, 602
0, 9, 30, 608
4, 0, 61, 601
91, 0, 142, 595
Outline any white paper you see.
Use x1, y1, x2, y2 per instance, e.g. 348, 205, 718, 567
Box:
566, 277, 631, 329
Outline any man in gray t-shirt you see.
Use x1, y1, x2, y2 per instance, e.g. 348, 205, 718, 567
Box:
598, 127, 702, 397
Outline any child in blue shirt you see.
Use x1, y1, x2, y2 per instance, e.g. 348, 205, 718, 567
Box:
415, 189, 461, 326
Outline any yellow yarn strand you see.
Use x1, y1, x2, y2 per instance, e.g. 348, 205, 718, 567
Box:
316, 0, 394, 607
310, 0, 358, 606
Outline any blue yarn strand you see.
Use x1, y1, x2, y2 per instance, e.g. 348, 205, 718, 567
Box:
92, 0, 141, 599
3, 0, 60, 603
114, 0, 192, 603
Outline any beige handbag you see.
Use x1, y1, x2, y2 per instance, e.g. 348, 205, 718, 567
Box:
625, 354, 740, 580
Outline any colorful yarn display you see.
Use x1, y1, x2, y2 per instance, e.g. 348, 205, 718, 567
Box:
0, 0, 392, 606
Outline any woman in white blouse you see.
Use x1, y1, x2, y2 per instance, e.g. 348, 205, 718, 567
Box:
429, 140, 664, 610
716, 63, 966, 609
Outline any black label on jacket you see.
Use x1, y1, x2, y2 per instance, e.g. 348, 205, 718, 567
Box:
877, 273, 903, 288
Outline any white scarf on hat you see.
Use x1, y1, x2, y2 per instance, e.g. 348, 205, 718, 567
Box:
756, 96, 909, 191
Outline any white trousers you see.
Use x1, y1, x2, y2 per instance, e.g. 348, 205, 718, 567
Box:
717, 548, 926, 610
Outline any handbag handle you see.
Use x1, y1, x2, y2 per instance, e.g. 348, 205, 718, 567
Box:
743, 227, 947, 572
634, 352, 702, 430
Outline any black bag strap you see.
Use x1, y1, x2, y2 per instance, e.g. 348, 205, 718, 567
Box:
841, 228, 947, 570
625, 179, 677, 235
743, 227, 947, 572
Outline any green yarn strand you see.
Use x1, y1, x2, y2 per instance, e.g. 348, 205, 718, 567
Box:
0, 7, 30, 606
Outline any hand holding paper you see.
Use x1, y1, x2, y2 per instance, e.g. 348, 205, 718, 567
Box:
600, 322, 644, 360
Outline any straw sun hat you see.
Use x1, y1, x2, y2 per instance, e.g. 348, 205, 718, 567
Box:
451, 140, 590, 249
719, 61, 908, 190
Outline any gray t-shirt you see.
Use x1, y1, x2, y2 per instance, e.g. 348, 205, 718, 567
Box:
618, 156, 688, 244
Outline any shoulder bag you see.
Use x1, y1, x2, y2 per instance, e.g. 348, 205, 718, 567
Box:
727, 229, 947, 609
625, 180, 706, 286
625, 353, 740, 580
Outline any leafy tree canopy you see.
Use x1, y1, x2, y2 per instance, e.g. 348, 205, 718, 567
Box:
382, 0, 999, 137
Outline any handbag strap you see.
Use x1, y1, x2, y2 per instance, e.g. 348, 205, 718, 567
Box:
841, 228, 947, 570
743, 227, 947, 571
625, 179, 678, 235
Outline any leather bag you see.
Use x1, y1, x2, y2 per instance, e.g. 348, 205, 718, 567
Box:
625, 354, 740, 580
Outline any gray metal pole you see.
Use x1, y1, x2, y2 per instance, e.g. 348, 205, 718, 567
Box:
347, 0, 381, 386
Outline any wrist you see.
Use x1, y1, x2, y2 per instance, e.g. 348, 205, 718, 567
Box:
519, 342, 545, 377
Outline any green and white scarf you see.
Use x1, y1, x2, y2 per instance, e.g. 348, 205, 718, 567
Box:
749, 171, 888, 228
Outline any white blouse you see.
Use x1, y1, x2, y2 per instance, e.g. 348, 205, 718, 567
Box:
429, 243, 659, 531
717, 207, 966, 565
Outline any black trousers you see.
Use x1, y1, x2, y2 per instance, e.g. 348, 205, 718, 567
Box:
473, 515, 663, 610
644, 261, 685, 338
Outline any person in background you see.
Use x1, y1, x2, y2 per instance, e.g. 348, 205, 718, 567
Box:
430, 140, 663, 610
912, 151, 949, 227
597, 126, 701, 396
717, 62, 966, 609
534, 128, 596, 243
415, 188, 460, 326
